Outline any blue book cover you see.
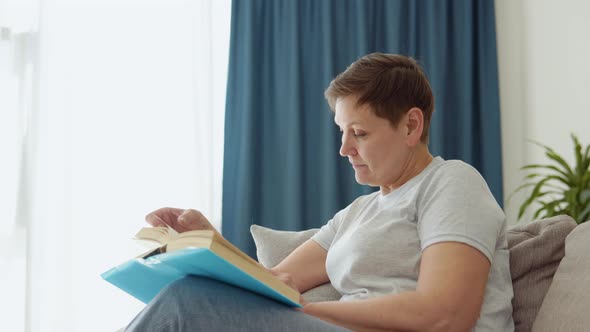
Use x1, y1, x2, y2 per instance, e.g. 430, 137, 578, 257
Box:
101, 247, 302, 308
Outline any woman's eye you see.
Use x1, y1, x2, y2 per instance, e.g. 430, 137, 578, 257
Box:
353, 132, 366, 137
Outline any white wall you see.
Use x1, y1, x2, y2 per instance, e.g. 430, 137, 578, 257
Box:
496, 0, 590, 224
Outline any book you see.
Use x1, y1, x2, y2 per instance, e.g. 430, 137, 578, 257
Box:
101, 227, 302, 307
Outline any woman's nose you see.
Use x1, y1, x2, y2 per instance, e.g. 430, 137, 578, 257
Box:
339, 135, 356, 157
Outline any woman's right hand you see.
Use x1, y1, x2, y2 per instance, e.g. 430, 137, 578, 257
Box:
145, 207, 215, 233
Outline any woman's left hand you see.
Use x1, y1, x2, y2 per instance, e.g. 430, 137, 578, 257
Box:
269, 269, 308, 307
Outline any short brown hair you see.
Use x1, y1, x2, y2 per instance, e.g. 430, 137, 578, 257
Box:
325, 53, 434, 143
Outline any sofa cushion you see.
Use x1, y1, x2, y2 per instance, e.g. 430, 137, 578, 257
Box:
507, 215, 577, 332
250, 224, 320, 268
250, 224, 341, 302
531, 221, 590, 331
251, 215, 579, 317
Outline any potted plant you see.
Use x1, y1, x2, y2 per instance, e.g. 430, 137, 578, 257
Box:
514, 134, 590, 224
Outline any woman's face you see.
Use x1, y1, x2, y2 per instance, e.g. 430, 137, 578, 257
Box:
334, 96, 412, 189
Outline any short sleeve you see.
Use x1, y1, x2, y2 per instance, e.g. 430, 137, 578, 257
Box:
311, 204, 351, 250
417, 162, 505, 262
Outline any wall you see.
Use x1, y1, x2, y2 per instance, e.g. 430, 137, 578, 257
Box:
496, 0, 590, 224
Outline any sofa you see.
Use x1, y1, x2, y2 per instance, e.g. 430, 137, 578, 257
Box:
251, 215, 590, 332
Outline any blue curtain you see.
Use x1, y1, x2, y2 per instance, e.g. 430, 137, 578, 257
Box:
223, 0, 503, 257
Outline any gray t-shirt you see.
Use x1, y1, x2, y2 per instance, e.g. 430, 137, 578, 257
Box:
312, 157, 514, 332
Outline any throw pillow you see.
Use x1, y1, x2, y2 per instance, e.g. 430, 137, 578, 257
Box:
250, 224, 341, 302
250, 224, 320, 268
532, 221, 590, 331
507, 215, 577, 332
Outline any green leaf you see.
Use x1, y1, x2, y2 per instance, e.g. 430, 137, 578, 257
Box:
517, 176, 570, 221
583, 143, 590, 168
540, 201, 560, 219
525, 173, 542, 179
532, 200, 562, 220
520, 164, 573, 183
518, 180, 553, 220
508, 182, 541, 204
543, 190, 565, 197
516, 135, 590, 225
543, 182, 568, 191
539, 174, 572, 188
580, 189, 590, 204
529, 140, 575, 176
550, 201, 563, 216
565, 187, 579, 206
546, 150, 574, 178
581, 142, 590, 188
579, 204, 590, 224
508, 182, 534, 199
513, 181, 535, 190
573, 134, 583, 178
532, 203, 546, 220
533, 210, 543, 220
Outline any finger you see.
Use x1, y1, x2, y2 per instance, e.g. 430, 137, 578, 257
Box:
177, 209, 192, 225
145, 212, 167, 227
176, 210, 197, 231
178, 209, 213, 232
272, 272, 294, 287
178, 209, 203, 225
146, 208, 178, 226
162, 207, 184, 219
298, 301, 310, 312
146, 207, 184, 227
270, 271, 290, 283
299, 295, 308, 306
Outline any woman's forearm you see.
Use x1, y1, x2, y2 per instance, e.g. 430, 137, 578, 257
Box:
302, 291, 456, 332
272, 240, 329, 292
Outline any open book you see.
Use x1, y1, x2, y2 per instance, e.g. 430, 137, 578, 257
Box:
101, 227, 301, 307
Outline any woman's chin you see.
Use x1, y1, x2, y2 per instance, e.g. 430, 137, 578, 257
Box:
354, 174, 370, 185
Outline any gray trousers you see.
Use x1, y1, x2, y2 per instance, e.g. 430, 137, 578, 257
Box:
125, 276, 351, 331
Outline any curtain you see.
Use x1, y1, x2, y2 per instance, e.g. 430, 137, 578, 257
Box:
13, 1, 231, 331
0, 1, 38, 330
223, 0, 502, 257
0, 29, 32, 332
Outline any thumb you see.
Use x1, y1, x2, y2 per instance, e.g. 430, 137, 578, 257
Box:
178, 209, 209, 228
177, 209, 208, 232
177, 210, 192, 225
146, 213, 167, 227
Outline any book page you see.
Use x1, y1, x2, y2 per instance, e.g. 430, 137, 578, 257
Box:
134, 226, 178, 244
133, 226, 180, 257
166, 230, 214, 252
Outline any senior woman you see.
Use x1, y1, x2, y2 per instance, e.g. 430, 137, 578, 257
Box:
126, 53, 514, 332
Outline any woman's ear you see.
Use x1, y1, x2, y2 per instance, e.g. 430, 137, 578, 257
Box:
405, 107, 424, 146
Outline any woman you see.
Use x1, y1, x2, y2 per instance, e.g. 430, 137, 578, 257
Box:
126, 53, 514, 332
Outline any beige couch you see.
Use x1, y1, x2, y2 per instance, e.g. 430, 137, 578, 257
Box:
511, 216, 589, 332
251, 215, 590, 332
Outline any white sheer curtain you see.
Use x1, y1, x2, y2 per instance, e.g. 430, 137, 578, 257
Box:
0, 1, 38, 331
2, 0, 231, 331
